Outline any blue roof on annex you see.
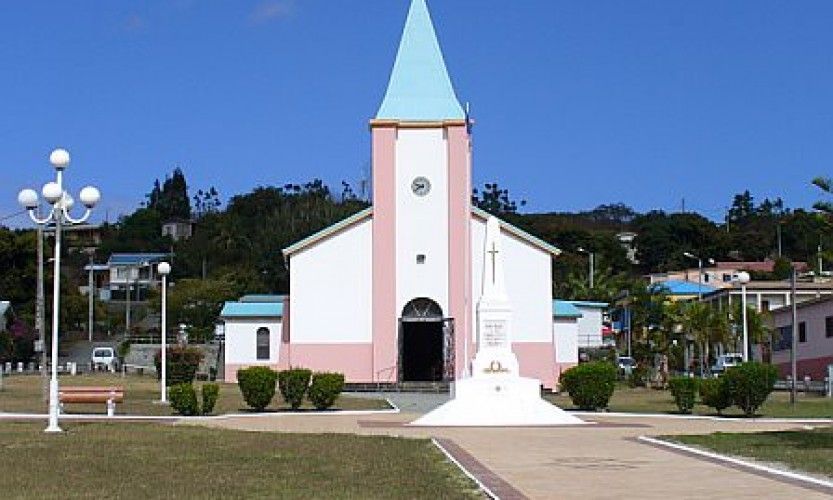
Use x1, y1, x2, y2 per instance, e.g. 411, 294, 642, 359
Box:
221, 301, 284, 318
553, 300, 583, 319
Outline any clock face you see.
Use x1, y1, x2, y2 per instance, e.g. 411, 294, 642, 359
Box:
411, 176, 431, 197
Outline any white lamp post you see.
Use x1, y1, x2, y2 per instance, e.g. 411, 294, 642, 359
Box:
18, 148, 100, 433
157, 262, 171, 403
735, 271, 752, 362
683, 252, 716, 300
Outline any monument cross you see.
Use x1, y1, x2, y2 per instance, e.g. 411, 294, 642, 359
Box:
488, 242, 499, 284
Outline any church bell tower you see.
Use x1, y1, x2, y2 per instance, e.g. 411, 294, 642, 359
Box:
370, 0, 472, 381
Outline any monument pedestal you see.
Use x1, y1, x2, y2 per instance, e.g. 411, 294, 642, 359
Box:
410, 374, 585, 427
411, 215, 584, 427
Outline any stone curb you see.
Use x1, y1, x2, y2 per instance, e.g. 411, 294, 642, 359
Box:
0, 400, 400, 422
574, 411, 832, 424
638, 435, 833, 494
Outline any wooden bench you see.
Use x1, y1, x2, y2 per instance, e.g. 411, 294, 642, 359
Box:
59, 386, 124, 416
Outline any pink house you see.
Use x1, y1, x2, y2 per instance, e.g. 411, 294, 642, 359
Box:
767, 296, 833, 380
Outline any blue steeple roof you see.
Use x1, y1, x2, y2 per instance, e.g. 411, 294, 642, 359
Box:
376, 0, 465, 121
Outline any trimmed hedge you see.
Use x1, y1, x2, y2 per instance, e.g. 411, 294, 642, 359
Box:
668, 377, 699, 414
155, 346, 204, 385
201, 383, 220, 415
278, 368, 313, 410
560, 362, 617, 411
699, 377, 732, 415
237, 366, 278, 411
169, 383, 200, 416
723, 362, 778, 417
308, 372, 345, 410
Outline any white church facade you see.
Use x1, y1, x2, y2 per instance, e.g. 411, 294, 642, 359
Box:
223, 0, 577, 390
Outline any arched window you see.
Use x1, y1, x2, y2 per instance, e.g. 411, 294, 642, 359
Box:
256, 327, 270, 360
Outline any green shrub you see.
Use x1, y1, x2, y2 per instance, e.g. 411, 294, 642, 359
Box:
278, 368, 313, 410
116, 340, 131, 360
169, 383, 200, 416
155, 346, 204, 385
699, 377, 732, 415
237, 366, 278, 411
560, 362, 617, 411
201, 383, 220, 415
723, 362, 778, 417
668, 377, 699, 414
308, 372, 345, 410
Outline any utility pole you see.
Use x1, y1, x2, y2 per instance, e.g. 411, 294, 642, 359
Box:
790, 268, 798, 407
125, 267, 131, 337
818, 239, 823, 277
87, 250, 95, 342
777, 223, 783, 258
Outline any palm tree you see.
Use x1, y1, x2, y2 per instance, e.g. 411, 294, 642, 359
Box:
729, 303, 773, 361
683, 302, 729, 377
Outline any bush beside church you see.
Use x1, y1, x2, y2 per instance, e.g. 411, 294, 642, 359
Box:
237, 367, 345, 411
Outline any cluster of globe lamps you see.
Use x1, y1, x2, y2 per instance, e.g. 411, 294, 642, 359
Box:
17, 148, 101, 433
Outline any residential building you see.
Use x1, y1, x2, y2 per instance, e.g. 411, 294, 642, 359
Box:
162, 219, 194, 242
106, 253, 169, 302
767, 296, 833, 380
701, 281, 833, 313
616, 232, 639, 265
649, 261, 810, 291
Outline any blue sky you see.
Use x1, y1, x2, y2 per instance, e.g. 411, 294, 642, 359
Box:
2, 0, 833, 226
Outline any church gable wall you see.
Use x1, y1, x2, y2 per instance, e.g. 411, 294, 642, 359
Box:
289, 218, 373, 345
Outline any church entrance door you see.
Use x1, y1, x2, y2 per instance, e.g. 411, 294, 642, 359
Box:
399, 298, 452, 382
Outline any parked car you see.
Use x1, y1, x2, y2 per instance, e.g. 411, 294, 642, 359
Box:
711, 353, 743, 375
617, 356, 636, 376
91, 347, 118, 372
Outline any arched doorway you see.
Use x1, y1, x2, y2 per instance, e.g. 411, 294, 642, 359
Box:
399, 298, 450, 382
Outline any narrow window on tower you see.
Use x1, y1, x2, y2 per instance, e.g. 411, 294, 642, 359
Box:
416, 254, 426, 265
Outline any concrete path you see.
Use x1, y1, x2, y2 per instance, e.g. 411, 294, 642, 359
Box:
193, 411, 831, 499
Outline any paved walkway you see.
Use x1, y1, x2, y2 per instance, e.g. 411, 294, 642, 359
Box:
192, 411, 831, 499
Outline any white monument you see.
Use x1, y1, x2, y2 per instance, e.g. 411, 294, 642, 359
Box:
411, 216, 584, 426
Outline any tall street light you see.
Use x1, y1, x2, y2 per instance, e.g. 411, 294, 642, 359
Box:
157, 262, 171, 403
683, 252, 715, 300
577, 247, 595, 289
734, 271, 752, 361
18, 148, 101, 433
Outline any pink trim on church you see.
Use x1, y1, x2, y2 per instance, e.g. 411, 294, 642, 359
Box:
446, 124, 472, 378
278, 296, 292, 371
287, 343, 375, 381
371, 126, 399, 381
512, 342, 558, 389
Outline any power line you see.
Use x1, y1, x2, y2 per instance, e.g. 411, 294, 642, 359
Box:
0, 210, 26, 223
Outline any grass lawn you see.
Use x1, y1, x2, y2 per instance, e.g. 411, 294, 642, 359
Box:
671, 427, 833, 479
0, 374, 390, 416
545, 384, 833, 418
0, 422, 481, 499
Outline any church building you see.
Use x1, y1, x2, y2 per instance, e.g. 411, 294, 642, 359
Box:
223, 0, 576, 389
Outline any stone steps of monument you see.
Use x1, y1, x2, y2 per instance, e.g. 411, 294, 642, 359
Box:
345, 381, 450, 394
